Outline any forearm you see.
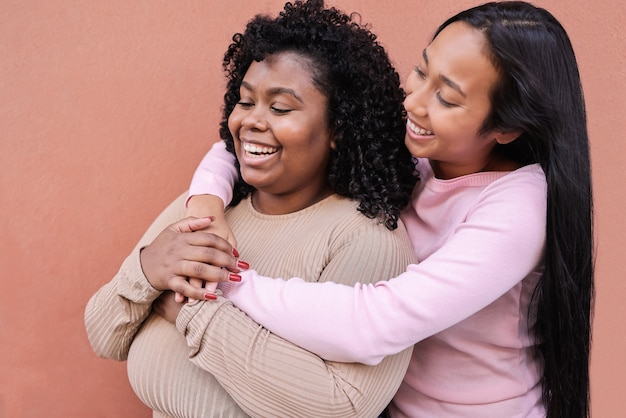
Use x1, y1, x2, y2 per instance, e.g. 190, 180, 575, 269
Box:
185, 194, 226, 218
225, 183, 547, 364
177, 298, 410, 417
227, 251, 543, 366
224, 272, 395, 365
85, 192, 188, 360
84, 250, 161, 361
187, 140, 237, 207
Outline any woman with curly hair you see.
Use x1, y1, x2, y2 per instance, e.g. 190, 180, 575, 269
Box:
187, 0, 415, 232
85, 1, 418, 417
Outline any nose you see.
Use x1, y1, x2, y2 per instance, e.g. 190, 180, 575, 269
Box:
403, 77, 428, 118
241, 105, 268, 131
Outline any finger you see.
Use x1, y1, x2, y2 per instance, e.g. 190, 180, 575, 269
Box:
158, 232, 239, 271
204, 281, 218, 293
178, 260, 242, 283
174, 216, 214, 233
170, 279, 218, 301
180, 243, 242, 273
183, 231, 235, 256
174, 292, 186, 303
189, 278, 204, 288
186, 277, 206, 303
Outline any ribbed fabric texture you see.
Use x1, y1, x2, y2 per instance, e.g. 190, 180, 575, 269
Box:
86, 192, 417, 417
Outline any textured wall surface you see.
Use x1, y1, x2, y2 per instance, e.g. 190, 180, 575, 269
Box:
1, 1, 623, 416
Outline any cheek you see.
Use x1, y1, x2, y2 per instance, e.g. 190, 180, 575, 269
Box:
306, 129, 334, 156
227, 113, 239, 135
403, 72, 418, 95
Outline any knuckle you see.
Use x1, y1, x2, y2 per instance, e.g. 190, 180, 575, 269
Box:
203, 246, 218, 260
173, 282, 186, 295
192, 262, 206, 277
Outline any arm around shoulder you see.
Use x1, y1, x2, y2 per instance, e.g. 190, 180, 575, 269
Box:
224, 172, 547, 364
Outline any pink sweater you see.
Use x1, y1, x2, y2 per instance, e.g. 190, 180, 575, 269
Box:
190, 141, 548, 417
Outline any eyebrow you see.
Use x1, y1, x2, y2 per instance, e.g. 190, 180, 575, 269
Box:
240, 81, 304, 103
422, 49, 467, 98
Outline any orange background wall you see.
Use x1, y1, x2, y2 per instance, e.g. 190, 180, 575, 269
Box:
1, 1, 624, 416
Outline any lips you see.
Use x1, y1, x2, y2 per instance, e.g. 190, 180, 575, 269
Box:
242, 142, 278, 158
406, 119, 434, 136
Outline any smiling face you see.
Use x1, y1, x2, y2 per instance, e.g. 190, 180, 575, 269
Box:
228, 51, 335, 214
403, 22, 517, 179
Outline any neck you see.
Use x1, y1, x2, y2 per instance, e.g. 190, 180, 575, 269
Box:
430, 154, 522, 179
251, 185, 334, 215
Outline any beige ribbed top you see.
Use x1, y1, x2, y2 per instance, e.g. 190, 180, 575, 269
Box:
85, 192, 416, 417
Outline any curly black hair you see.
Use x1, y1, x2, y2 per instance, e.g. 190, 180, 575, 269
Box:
219, 0, 417, 230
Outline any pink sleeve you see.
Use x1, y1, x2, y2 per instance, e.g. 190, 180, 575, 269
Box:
224, 174, 547, 365
187, 140, 237, 207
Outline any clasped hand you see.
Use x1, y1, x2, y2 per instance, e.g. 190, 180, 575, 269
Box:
140, 216, 246, 303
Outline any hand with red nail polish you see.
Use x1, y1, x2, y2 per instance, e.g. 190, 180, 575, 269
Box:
139, 216, 245, 302
181, 194, 242, 302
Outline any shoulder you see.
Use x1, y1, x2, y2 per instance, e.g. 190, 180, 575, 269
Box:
317, 198, 416, 285
321, 196, 415, 259
481, 164, 547, 208
468, 164, 547, 241
496, 163, 545, 186
320, 195, 402, 234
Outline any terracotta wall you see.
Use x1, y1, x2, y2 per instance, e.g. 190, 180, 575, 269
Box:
1, 1, 624, 416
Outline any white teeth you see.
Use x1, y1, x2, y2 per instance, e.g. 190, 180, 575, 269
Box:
407, 119, 433, 136
243, 143, 278, 156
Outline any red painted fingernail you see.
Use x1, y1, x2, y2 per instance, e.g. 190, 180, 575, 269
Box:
228, 273, 242, 282
237, 260, 250, 269
232, 248, 240, 257
204, 293, 217, 300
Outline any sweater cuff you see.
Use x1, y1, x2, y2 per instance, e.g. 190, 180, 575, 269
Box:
176, 297, 230, 354
116, 247, 162, 303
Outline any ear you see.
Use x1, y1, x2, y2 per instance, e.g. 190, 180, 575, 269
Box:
495, 129, 523, 145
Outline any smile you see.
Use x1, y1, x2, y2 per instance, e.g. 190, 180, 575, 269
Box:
243, 143, 279, 157
407, 119, 434, 136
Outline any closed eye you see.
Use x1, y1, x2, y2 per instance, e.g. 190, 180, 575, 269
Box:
436, 92, 456, 108
271, 106, 292, 115
414, 65, 426, 80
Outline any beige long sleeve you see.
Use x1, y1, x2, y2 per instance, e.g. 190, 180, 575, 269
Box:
86, 193, 416, 418
173, 195, 416, 417
84, 195, 186, 361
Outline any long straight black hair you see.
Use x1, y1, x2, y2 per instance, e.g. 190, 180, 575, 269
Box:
434, 2, 594, 417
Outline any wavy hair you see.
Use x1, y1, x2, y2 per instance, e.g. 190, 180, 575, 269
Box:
435, 2, 594, 417
218, 0, 417, 230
